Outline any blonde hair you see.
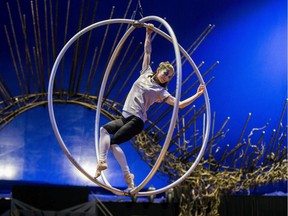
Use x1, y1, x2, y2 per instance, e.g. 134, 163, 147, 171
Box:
158, 61, 174, 73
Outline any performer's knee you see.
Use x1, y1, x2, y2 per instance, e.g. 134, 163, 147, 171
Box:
100, 126, 109, 135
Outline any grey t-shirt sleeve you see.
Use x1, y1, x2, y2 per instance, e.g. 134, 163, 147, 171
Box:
156, 89, 171, 102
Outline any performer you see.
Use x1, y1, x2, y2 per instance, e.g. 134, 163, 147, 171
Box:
94, 24, 205, 190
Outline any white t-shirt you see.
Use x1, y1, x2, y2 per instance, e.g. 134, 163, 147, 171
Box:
122, 66, 171, 122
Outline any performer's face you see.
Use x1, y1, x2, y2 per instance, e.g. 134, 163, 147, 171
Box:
156, 69, 174, 84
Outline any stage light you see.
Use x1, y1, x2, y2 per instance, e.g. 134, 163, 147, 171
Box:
0, 164, 17, 179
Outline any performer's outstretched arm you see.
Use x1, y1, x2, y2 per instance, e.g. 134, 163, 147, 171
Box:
165, 84, 205, 109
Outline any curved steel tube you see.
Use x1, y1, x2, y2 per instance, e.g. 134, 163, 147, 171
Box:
94, 21, 137, 187
95, 16, 182, 195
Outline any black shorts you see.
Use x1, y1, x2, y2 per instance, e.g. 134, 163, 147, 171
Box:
102, 115, 144, 145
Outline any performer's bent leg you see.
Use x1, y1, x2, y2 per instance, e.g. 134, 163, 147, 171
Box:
111, 144, 135, 189
109, 116, 143, 189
